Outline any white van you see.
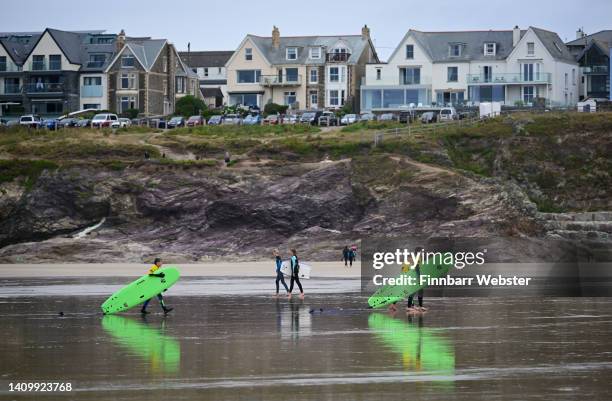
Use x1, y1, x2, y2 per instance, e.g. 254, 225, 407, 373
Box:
438, 107, 457, 122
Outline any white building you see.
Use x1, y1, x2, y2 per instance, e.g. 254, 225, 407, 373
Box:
361, 26, 579, 111
179, 51, 233, 107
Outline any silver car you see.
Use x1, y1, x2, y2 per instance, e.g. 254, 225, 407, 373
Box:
222, 114, 242, 125
340, 114, 359, 125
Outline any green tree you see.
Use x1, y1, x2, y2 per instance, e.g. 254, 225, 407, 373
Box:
175, 95, 206, 117
263, 103, 289, 116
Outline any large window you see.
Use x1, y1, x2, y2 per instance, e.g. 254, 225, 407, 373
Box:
523, 86, 535, 104
329, 90, 339, 106
88, 54, 106, 68
309, 68, 318, 83
120, 72, 136, 89
449, 44, 462, 57
405, 45, 414, 59
176, 77, 186, 93
447, 67, 458, 82
329, 67, 339, 82
400, 67, 420, 85
286, 47, 298, 60
383, 89, 404, 108
0, 56, 6, 72
229, 93, 259, 107
121, 54, 135, 68
120, 96, 137, 112
32, 55, 44, 71
245, 48, 252, 61
237, 70, 261, 83
49, 55, 61, 70
83, 103, 101, 109
83, 76, 101, 86
285, 68, 298, 82
284, 91, 296, 105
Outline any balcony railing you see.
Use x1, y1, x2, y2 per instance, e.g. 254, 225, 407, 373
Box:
326, 53, 351, 63
81, 85, 103, 97
260, 75, 302, 86
583, 65, 609, 75
466, 73, 552, 85
25, 82, 64, 93
0, 62, 22, 72
30, 60, 62, 71
0, 84, 21, 95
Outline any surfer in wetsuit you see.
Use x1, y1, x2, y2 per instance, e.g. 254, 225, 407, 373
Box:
342, 246, 350, 267
141, 258, 174, 315
406, 247, 426, 314
287, 248, 305, 300
273, 249, 289, 297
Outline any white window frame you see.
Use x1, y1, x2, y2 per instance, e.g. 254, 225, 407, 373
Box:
284, 91, 296, 106
286, 47, 298, 60
309, 68, 318, 84
484, 43, 496, 56
405, 44, 414, 59
120, 95, 137, 112
523, 85, 535, 104
245, 48, 252, 61
120, 72, 136, 89
121, 54, 135, 68
329, 66, 339, 82
527, 42, 535, 56
163, 56, 167, 72
447, 66, 458, 82
309, 47, 321, 59
204, 67, 209, 77
449, 44, 462, 57
329, 90, 339, 106
309, 90, 318, 108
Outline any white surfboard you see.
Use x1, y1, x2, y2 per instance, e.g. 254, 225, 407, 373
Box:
280, 260, 311, 279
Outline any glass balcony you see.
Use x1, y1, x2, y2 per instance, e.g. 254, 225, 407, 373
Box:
466, 72, 551, 85
25, 82, 64, 93
81, 85, 103, 97
0, 83, 21, 95
0, 61, 22, 72
583, 65, 609, 75
30, 60, 62, 71
260, 75, 302, 86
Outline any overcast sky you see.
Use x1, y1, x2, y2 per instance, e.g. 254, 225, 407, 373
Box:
3, 0, 610, 60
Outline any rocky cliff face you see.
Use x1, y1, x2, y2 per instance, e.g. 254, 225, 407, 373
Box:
0, 156, 544, 263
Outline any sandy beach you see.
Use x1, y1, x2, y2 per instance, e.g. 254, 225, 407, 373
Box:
0, 262, 361, 278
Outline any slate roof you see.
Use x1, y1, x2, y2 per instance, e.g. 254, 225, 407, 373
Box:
201, 87, 223, 98
178, 51, 233, 67
123, 38, 166, 70
246, 34, 372, 65
566, 30, 612, 47
397, 27, 575, 63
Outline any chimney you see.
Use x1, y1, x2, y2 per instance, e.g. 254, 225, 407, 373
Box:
576, 28, 585, 40
272, 26, 280, 49
116, 29, 126, 52
512, 25, 520, 47
362, 24, 370, 40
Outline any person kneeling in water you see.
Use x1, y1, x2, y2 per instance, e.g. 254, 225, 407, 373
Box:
287, 248, 305, 300
141, 258, 173, 315
273, 249, 289, 297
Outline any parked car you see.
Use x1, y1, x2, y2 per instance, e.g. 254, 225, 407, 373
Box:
7, 120, 20, 127
148, 118, 167, 129
340, 114, 359, 125
186, 115, 205, 127
222, 114, 242, 125
399, 110, 416, 124
0, 118, 8, 127
378, 113, 396, 121
111, 118, 131, 128
360, 112, 376, 122
167, 116, 185, 129
318, 111, 338, 126
207, 115, 223, 125
282, 114, 298, 125
59, 118, 79, 128
439, 107, 458, 121
42, 119, 59, 130
299, 111, 323, 125
262, 114, 281, 125
243, 114, 262, 125
91, 113, 118, 128
420, 111, 437, 124
19, 114, 43, 128
77, 119, 91, 128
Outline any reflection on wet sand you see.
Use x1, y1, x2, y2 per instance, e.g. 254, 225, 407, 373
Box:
102, 315, 181, 375
368, 313, 455, 387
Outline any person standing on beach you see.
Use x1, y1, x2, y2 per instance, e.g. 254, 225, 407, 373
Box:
287, 248, 305, 300
273, 249, 289, 297
141, 258, 173, 315
342, 246, 350, 267
406, 247, 426, 314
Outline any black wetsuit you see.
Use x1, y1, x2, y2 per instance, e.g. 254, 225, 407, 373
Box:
407, 264, 424, 308
289, 255, 303, 293
275, 256, 289, 294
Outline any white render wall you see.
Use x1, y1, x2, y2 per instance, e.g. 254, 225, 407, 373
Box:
79, 73, 108, 110
23, 31, 80, 71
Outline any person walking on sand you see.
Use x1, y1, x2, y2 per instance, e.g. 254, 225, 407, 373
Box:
141, 258, 173, 315
387, 247, 427, 314
287, 248, 305, 300
273, 249, 289, 297
342, 246, 350, 267
348, 246, 355, 267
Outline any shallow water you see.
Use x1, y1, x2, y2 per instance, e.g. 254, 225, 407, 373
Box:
1, 277, 611, 400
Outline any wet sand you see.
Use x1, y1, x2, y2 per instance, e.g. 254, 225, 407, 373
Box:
0, 262, 360, 278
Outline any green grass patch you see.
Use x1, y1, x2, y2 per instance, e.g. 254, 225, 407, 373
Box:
0, 159, 59, 189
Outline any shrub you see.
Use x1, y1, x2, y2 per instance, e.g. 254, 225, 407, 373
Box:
175, 95, 207, 117
263, 103, 289, 116
121, 108, 139, 119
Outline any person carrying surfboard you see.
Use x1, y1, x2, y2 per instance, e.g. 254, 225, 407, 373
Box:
141, 258, 174, 315
287, 248, 305, 300
273, 249, 289, 297
387, 247, 427, 314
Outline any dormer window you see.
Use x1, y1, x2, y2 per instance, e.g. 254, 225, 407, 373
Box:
286, 47, 298, 60
121, 54, 135, 68
449, 44, 462, 57
484, 43, 496, 56
309, 47, 321, 59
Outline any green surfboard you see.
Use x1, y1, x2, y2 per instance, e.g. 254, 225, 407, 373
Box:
101, 266, 180, 314
368, 313, 455, 380
102, 315, 181, 374
368, 258, 452, 309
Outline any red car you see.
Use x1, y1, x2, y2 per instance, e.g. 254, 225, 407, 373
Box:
187, 115, 205, 127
